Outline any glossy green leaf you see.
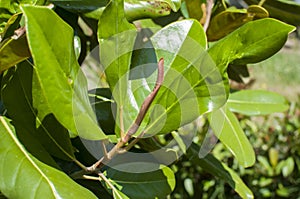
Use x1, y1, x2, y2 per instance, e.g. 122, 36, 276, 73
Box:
187, 143, 254, 199
184, 0, 205, 20
52, 0, 180, 21
21, 5, 106, 140
132, 19, 228, 135
207, 5, 268, 41
98, 0, 136, 136
104, 164, 175, 199
0, 116, 98, 199
208, 106, 255, 167
0, 35, 30, 73
1, 61, 75, 163
208, 18, 295, 72
245, 0, 300, 25
124, 0, 180, 21
227, 90, 289, 116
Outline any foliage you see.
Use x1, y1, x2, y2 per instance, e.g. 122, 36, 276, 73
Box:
171, 98, 300, 198
0, 0, 298, 198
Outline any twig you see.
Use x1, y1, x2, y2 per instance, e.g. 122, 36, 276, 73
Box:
101, 140, 109, 160
122, 58, 164, 143
98, 172, 121, 196
258, 0, 267, 6
119, 106, 125, 139
86, 58, 164, 172
203, 0, 214, 32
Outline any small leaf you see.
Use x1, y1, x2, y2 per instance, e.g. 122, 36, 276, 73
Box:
187, 143, 254, 199
21, 5, 106, 140
227, 90, 289, 116
282, 157, 294, 177
269, 147, 279, 168
245, 0, 300, 25
0, 116, 97, 199
208, 105, 255, 167
0, 35, 30, 73
207, 5, 269, 41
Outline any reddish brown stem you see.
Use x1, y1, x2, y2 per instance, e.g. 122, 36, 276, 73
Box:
86, 58, 164, 172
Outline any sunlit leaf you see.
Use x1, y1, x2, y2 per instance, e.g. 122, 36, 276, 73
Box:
208, 105, 255, 167
124, 19, 228, 136
227, 90, 289, 115
21, 5, 106, 140
0, 116, 97, 199
208, 18, 295, 72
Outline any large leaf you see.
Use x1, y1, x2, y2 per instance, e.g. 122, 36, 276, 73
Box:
208, 18, 295, 72
21, 5, 106, 140
115, 19, 228, 137
208, 105, 255, 167
1, 61, 75, 164
0, 116, 97, 199
0, 35, 30, 73
227, 90, 289, 116
245, 0, 300, 25
187, 143, 254, 199
98, 0, 136, 136
137, 19, 228, 135
103, 164, 175, 199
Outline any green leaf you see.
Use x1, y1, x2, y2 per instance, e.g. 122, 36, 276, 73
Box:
187, 143, 254, 199
1, 61, 75, 163
244, 0, 300, 25
282, 157, 294, 177
98, 0, 136, 136
124, 0, 180, 21
208, 18, 295, 72
51, 0, 180, 21
208, 106, 255, 167
130, 19, 228, 135
21, 5, 106, 140
104, 164, 175, 199
0, 35, 30, 73
0, 116, 98, 199
50, 0, 108, 13
184, 0, 205, 20
207, 5, 268, 41
227, 90, 289, 116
